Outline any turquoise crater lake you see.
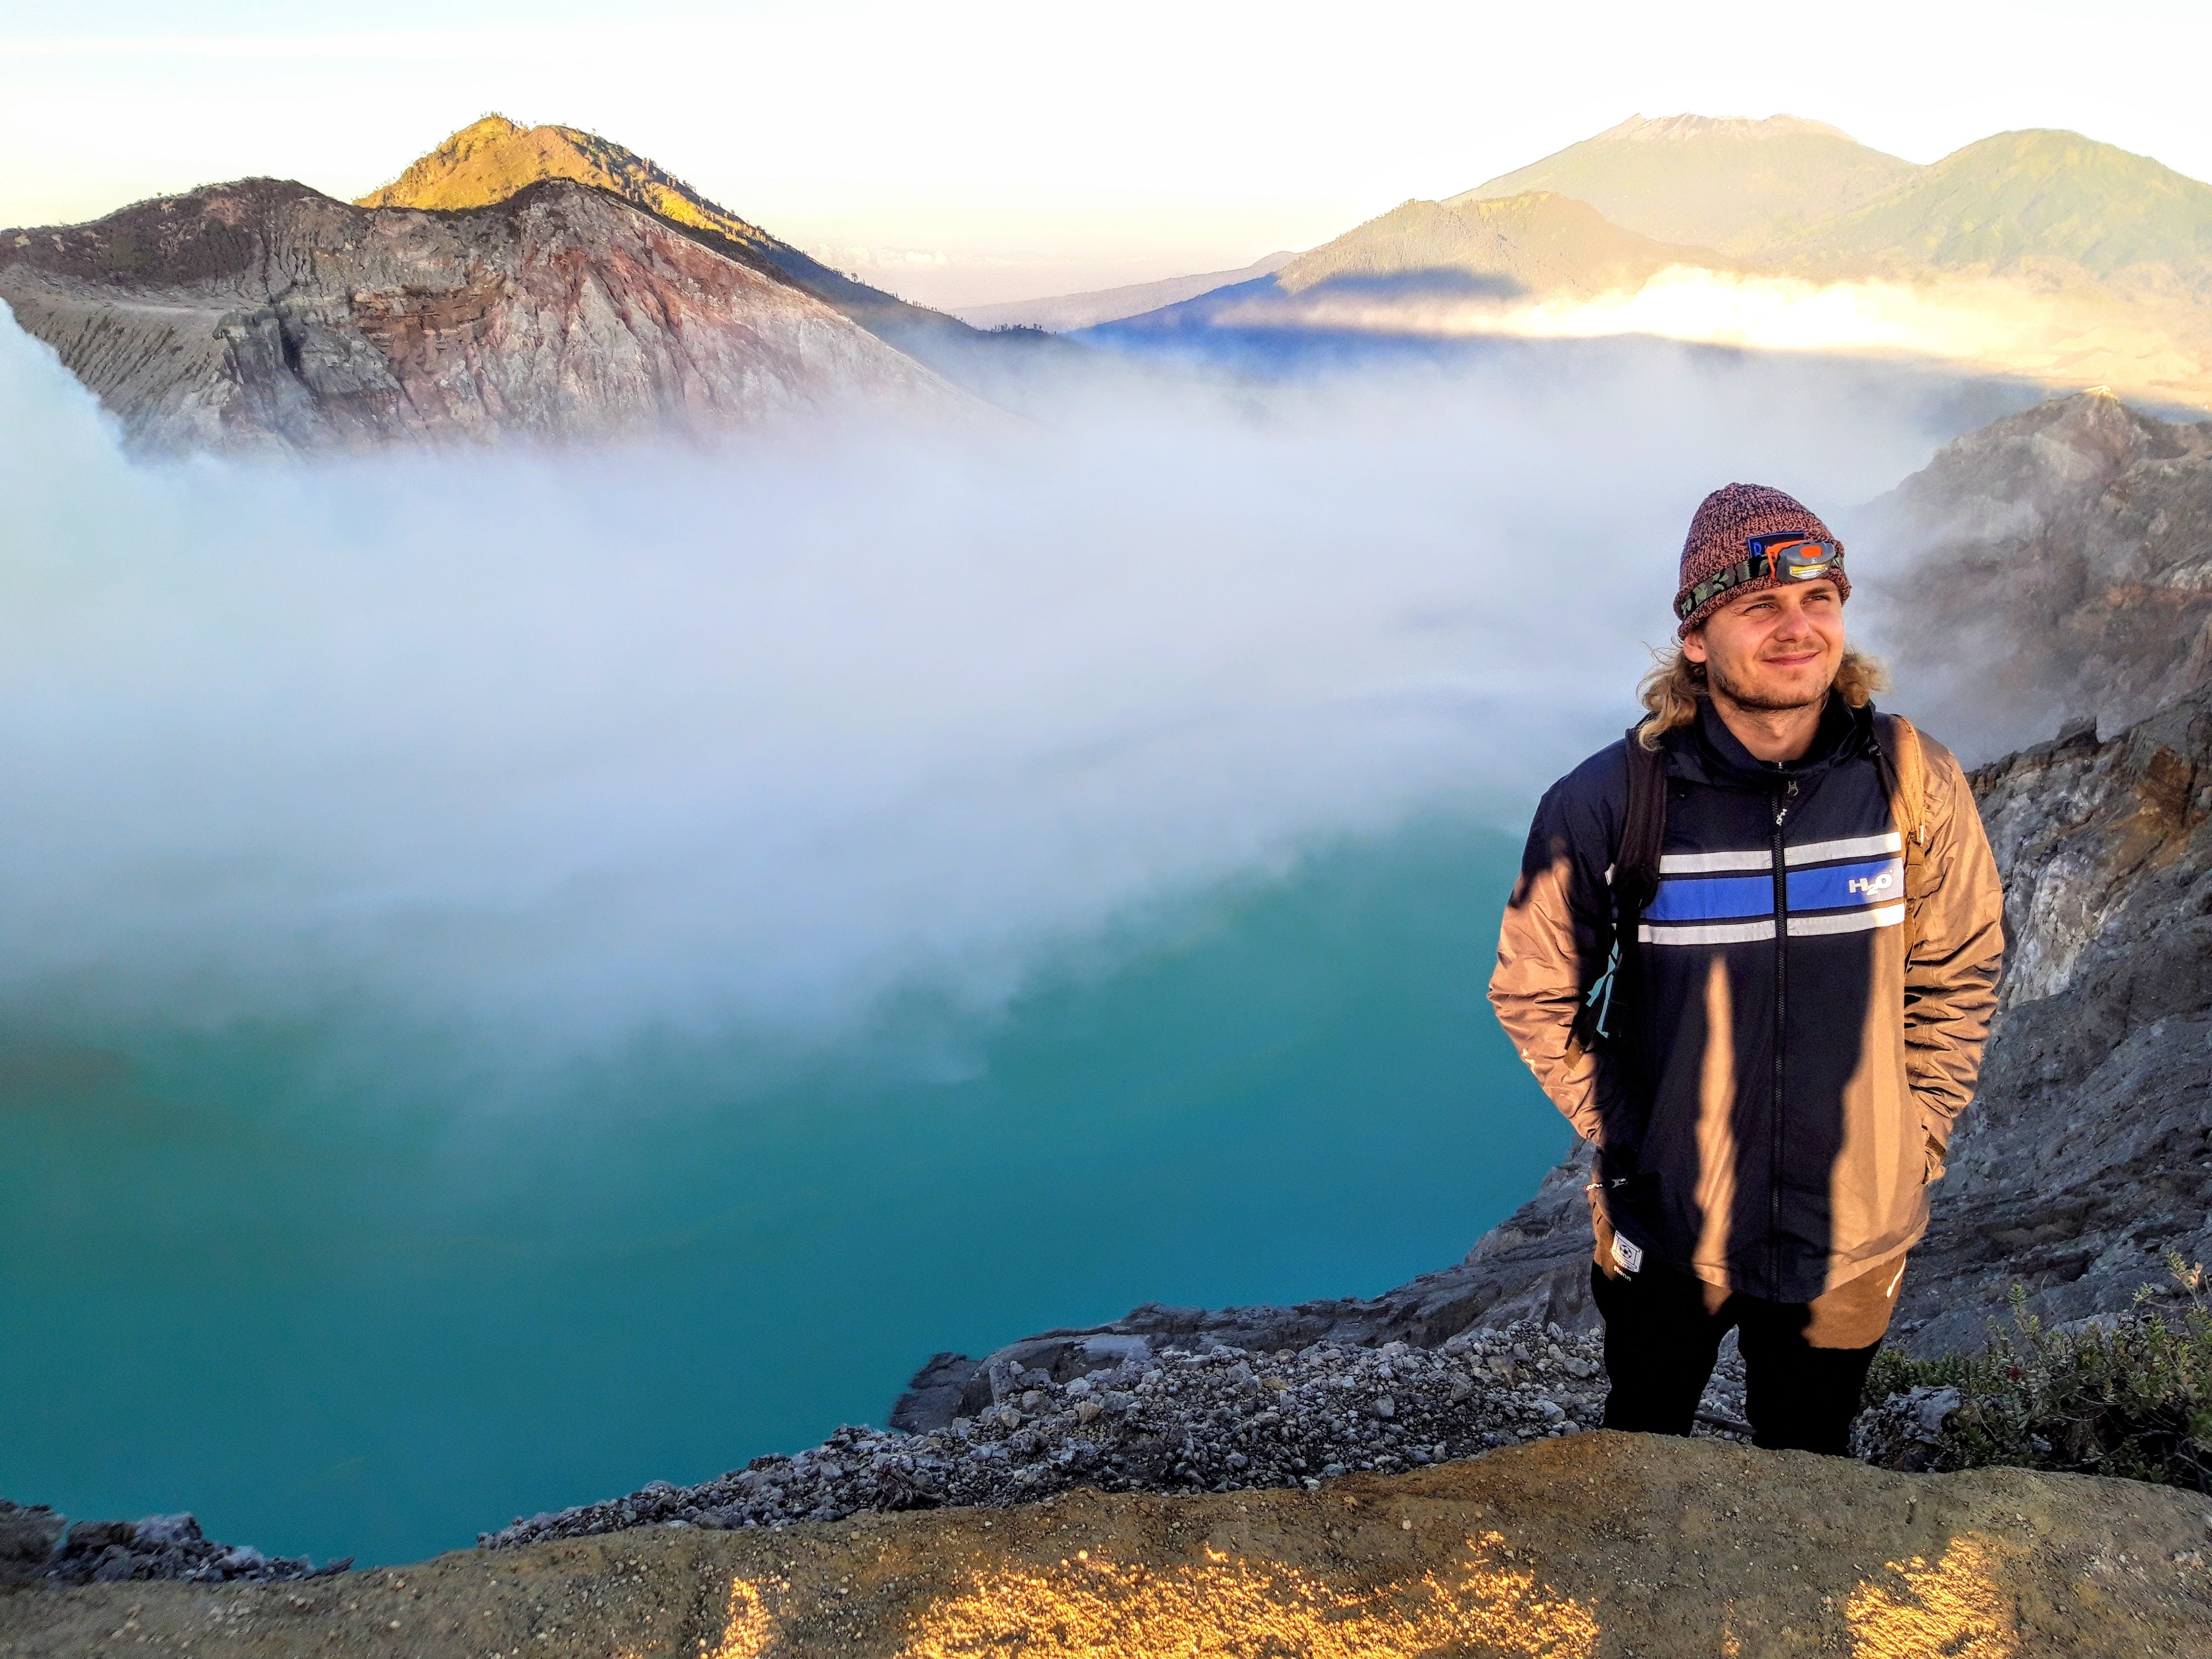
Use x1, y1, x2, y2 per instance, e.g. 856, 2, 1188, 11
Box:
0, 815, 1560, 1569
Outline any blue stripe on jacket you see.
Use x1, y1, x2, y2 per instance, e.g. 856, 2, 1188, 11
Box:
1642, 856, 1904, 924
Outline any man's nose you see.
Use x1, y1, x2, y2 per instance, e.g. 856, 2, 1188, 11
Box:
1772, 601, 1815, 638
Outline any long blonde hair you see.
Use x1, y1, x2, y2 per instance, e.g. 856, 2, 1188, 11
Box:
1635, 646, 1890, 750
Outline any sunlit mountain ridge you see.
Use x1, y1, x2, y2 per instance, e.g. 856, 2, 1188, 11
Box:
0, 176, 978, 452
1272, 191, 1724, 300
1419, 117, 2212, 284
1091, 116, 2212, 409
1454, 113, 1919, 255
0, 113, 1107, 451
1776, 127, 2212, 282
359, 114, 787, 258
353, 115, 1070, 399
12, 108, 2212, 440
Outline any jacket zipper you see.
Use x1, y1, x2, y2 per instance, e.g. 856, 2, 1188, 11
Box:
1769, 778, 1797, 1294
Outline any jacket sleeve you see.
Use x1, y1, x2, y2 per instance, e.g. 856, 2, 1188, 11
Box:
1488, 762, 1629, 1146
1904, 741, 2007, 1153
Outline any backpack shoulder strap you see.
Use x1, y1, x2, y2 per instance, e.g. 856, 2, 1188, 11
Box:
1614, 721, 1669, 926
1575, 723, 1669, 1054
1873, 711, 1931, 928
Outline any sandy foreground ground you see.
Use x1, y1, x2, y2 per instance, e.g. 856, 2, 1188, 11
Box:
7, 1433, 2210, 1658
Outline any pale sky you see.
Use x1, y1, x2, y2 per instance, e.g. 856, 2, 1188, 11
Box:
5, 0, 2209, 308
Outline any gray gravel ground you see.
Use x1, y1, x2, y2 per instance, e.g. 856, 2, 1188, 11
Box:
0, 1502, 348, 1587
481, 1319, 1754, 1546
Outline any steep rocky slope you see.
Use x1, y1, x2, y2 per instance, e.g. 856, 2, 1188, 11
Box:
1897, 680, 2212, 1356
358, 117, 787, 259
354, 117, 1082, 401
7, 1436, 2210, 1658
0, 178, 970, 453
1867, 389, 2212, 761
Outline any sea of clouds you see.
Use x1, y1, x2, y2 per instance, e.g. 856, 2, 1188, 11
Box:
0, 310, 2001, 1082
1221, 267, 2068, 367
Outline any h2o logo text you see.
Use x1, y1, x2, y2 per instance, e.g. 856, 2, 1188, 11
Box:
1848, 871, 1897, 899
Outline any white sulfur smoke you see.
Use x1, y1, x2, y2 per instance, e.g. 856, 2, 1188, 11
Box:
0, 309, 1985, 1073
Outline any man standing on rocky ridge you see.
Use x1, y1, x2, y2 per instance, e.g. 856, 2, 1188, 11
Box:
1489, 484, 2006, 1454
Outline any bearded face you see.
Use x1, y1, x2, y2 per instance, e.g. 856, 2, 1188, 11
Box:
1683, 579, 1845, 715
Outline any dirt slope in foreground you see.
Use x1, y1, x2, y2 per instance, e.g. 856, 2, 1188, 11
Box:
7, 1435, 2210, 1658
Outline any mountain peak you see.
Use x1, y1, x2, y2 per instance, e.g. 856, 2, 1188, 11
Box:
358, 116, 781, 259
349, 115, 1022, 399
1782, 126, 2212, 276
1590, 113, 1860, 146
1455, 115, 1912, 255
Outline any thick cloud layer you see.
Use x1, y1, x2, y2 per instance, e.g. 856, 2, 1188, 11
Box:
0, 313, 1986, 1082
1225, 269, 2062, 367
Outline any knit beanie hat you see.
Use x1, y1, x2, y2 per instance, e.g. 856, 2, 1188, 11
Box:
1673, 483, 1848, 637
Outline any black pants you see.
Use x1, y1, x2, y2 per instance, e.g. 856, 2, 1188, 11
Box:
1588, 1259, 1889, 1455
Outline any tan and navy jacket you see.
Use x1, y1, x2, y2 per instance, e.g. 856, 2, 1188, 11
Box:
1489, 697, 2005, 1303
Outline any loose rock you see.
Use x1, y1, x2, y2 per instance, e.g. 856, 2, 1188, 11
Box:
0, 1503, 349, 1587
480, 1319, 1751, 1547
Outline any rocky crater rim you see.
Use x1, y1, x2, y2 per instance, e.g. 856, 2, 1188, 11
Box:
8, 1437, 2212, 1659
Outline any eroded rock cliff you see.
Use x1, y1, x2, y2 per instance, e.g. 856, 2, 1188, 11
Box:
1867, 388, 2212, 762
350, 115, 1086, 405
1897, 681, 2212, 1355
0, 178, 971, 453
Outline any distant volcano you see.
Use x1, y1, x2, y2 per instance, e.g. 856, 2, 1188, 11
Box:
355, 116, 1070, 401
1453, 113, 1919, 255
0, 115, 1076, 453
0, 174, 974, 453
1086, 116, 2212, 409
359, 115, 790, 258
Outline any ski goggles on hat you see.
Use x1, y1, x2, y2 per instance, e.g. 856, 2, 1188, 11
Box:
1674, 533, 1846, 622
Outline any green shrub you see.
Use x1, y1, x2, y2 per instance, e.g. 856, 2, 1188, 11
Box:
95, 232, 150, 274
1863, 1253, 2212, 1491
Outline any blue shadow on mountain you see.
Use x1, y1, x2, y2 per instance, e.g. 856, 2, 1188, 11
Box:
1074, 302, 2052, 450
1087, 266, 1527, 341
1295, 269, 1529, 301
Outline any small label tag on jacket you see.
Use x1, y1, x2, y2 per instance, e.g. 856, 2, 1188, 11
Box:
1611, 1233, 1644, 1274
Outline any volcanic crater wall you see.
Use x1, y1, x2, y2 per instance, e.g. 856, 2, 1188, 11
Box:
0, 179, 970, 453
